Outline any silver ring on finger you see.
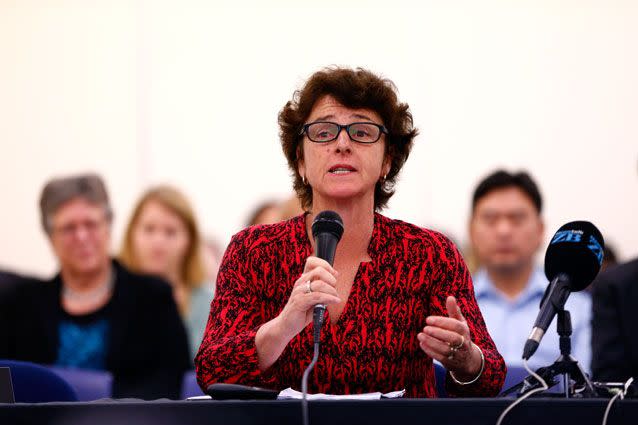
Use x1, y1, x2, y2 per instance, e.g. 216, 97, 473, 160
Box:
447, 344, 459, 360
305, 280, 312, 294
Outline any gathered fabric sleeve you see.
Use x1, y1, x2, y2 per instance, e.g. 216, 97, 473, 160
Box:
427, 232, 506, 397
195, 229, 274, 390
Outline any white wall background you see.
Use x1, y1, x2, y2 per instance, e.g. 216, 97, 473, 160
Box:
1, 0, 637, 277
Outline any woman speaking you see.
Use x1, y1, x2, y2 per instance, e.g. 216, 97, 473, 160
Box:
195, 67, 505, 397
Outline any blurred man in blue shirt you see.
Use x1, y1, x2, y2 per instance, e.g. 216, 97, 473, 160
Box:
469, 170, 591, 374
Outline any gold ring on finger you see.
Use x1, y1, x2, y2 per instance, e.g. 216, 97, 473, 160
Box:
451, 335, 465, 350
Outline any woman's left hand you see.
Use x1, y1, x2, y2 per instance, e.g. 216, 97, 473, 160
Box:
417, 296, 482, 380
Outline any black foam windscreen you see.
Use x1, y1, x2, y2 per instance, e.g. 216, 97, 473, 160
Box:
544, 221, 604, 291
311, 211, 344, 267
311, 210, 344, 242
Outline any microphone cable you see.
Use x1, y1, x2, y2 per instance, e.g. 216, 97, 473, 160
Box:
496, 359, 549, 425
602, 377, 634, 425
301, 307, 326, 425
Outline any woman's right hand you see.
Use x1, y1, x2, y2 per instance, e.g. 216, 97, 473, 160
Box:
256, 256, 340, 371
275, 256, 341, 341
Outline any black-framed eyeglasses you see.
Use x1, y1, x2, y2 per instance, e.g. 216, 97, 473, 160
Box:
300, 121, 388, 144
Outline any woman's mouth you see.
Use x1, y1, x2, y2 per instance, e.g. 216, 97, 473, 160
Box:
329, 165, 356, 174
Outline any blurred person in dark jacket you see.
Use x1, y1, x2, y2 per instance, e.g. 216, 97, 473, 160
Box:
0, 173, 190, 399
592, 257, 638, 382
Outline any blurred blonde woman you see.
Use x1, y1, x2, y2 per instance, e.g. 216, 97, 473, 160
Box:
120, 185, 214, 361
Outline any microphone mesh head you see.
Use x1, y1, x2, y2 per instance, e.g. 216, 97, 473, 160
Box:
311, 210, 344, 241
544, 221, 604, 291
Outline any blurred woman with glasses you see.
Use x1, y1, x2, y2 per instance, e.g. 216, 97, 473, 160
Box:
120, 185, 214, 362
0, 174, 190, 399
196, 67, 505, 397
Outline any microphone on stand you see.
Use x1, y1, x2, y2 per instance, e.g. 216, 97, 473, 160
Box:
522, 221, 604, 360
310, 211, 344, 340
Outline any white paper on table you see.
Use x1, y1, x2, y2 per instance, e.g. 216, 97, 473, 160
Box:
277, 388, 405, 400
186, 395, 213, 400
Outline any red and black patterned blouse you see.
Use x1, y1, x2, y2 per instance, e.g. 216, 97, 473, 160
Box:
195, 213, 506, 397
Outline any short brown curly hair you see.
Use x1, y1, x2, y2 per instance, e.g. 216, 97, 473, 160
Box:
278, 67, 418, 212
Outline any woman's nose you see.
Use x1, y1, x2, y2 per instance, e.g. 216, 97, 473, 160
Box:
334, 127, 352, 152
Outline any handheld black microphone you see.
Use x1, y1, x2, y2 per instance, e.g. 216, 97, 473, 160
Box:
310, 211, 344, 337
301, 213, 344, 425
522, 221, 604, 360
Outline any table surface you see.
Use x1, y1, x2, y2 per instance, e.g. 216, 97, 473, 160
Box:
1, 398, 637, 425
